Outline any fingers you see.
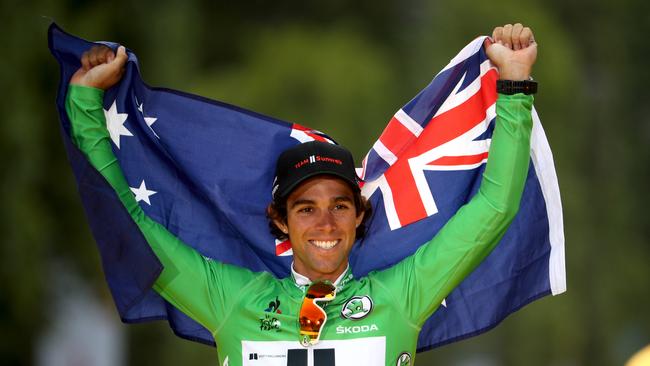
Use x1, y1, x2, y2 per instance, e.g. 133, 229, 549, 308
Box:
81, 51, 90, 71
80, 45, 114, 70
74, 44, 128, 89
492, 24, 513, 47
503, 24, 513, 48
487, 23, 537, 80
492, 26, 503, 44
96, 48, 107, 64
511, 23, 523, 50
520, 27, 534, 47
491, 23, 535, 50
88, 47, 99, 67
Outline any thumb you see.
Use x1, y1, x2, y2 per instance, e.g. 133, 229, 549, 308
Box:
485, 41, 509, 67
108, 46, 128, 71
82, 46, 128, 89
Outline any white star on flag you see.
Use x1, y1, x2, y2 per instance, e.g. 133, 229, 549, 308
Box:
130, 180, 157, 205
104, 101, 132, 148
137, 101, 159, 138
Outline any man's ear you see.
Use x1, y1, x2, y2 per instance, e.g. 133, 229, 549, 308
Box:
267, 205, 288, 234
275, 219, 288, 234
355, 211, 365, 228
355, 198, 366, 228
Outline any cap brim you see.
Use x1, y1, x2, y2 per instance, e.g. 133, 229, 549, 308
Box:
277, 171, 360, 199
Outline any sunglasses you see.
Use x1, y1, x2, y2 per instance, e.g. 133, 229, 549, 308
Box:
298, 281, 337, 347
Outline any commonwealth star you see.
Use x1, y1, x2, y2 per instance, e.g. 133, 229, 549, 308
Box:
104, 101, 132, 148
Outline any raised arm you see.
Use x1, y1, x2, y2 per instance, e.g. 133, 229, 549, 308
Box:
372, 24, 537, 326
67, 45, 256, 332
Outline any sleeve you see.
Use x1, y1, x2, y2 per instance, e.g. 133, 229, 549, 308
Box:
65, 85, 257, 332
371, 93, 534, 326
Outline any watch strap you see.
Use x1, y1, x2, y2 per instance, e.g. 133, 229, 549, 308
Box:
496, 79, 538, 95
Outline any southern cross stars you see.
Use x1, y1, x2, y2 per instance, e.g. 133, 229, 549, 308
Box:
104, 101, 132, 148
137, 100, 159, 138
137, 102, 158, 127
130, 180, 157, 205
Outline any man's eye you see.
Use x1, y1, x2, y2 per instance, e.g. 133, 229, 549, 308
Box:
298, 207, 313, 213
334, 204, 350, 210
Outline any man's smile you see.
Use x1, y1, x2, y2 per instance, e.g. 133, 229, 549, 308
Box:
309, 239, 340, 250
276, 176, 364, 282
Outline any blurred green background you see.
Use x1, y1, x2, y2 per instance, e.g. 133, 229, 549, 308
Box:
1, 0, 649, 365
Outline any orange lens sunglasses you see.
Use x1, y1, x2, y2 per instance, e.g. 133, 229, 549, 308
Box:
298, 281, 337, 347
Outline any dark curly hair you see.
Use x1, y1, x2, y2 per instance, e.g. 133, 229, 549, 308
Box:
266, 189, 372, 242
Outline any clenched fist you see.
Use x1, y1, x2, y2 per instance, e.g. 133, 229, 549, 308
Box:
485, 23, 537, 80
70, 45, 128, 90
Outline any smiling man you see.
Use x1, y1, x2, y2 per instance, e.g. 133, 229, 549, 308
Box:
66, 23, 538, 365
268, 140, 371, 284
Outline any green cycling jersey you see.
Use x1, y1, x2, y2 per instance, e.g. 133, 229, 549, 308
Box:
66, 85, 533, 366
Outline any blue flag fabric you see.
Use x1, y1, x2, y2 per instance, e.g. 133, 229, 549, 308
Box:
49, 23, 566, 351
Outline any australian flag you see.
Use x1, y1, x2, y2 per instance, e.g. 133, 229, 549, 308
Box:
49, 23, 565, 351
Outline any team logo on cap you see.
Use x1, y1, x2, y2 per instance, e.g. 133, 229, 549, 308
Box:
294, 155, 343, 169
341, 295, 373, 320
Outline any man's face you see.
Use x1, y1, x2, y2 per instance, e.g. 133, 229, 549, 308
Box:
274, 176, 364, 282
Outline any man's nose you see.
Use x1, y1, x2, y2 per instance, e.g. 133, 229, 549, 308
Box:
315, 210, 336, 231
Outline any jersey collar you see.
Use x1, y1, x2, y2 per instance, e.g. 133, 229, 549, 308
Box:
291, 262, 354, 291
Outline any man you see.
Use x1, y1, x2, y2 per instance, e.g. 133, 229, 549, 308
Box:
66, 23, 537, 365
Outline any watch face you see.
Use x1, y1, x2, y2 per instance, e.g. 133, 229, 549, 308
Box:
496, 79, 537, 95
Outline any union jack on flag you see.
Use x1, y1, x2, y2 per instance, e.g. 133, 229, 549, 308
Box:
50, 22, 565, 352
360, 40, 499, 230
351, 37, 565, 350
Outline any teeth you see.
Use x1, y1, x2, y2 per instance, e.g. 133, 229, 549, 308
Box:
310, 240, 339, 249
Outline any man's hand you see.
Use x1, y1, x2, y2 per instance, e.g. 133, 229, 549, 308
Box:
70, 45, 128, 90
486, 23, 537, 80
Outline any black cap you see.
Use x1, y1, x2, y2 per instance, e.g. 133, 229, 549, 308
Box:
272, 141, 360, 200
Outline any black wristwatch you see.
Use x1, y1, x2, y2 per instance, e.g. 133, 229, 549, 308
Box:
496, 79, 538, 95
